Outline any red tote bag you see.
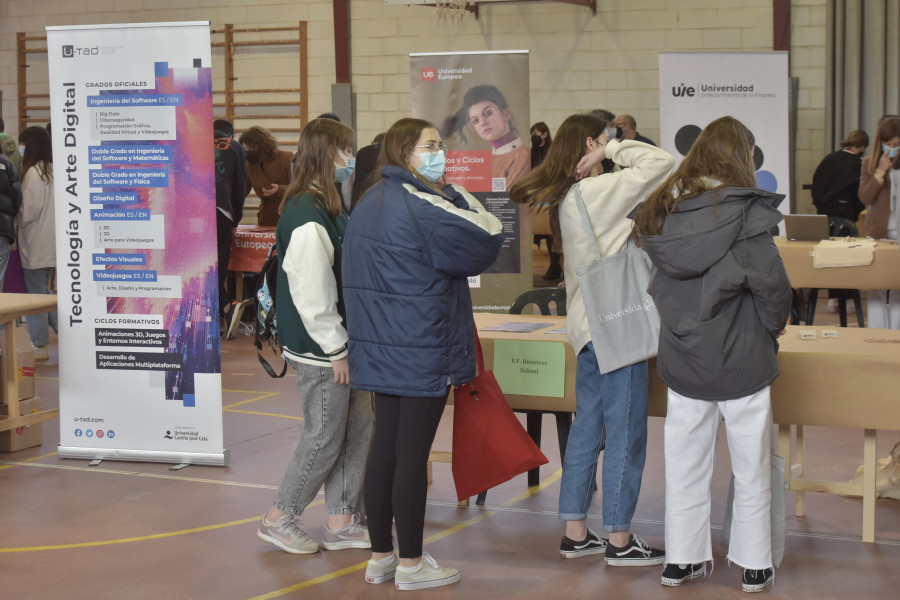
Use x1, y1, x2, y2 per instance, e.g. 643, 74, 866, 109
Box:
451, 329, 549, 502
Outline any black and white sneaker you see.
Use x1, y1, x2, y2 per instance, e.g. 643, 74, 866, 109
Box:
559, 529, 608, 558
661, 562, 706, 586
604, 534, 666, 566
742, 568, 774, 593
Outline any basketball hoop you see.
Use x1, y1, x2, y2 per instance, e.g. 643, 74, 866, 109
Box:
435, 0, 469, 22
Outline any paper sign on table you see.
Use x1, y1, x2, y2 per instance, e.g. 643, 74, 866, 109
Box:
492, 340, 565, 398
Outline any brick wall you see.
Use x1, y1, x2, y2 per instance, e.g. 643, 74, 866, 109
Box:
0, 0, 827, 212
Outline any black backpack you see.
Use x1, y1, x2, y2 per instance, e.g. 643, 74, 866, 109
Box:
254, 244, 287, 377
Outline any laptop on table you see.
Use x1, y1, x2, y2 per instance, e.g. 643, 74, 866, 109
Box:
784, 214, 830, 241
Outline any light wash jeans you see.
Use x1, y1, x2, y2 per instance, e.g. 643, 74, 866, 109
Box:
664, 387, 773, 570
23, 267, 58, 347
273, 359, 374, 517
558, 343, 649, 532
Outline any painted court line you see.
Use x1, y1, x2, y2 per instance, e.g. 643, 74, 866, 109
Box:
223, 408, 303, 421
244, 469, 564, 600
0, 459, 279, 490
223, 390, 279, 410
0, 499, 323, 553
0, 451, 58, 471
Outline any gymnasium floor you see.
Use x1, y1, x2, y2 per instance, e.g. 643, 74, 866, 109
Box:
2, 252, 900, 599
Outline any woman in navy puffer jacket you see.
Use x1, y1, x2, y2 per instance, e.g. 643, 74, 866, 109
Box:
343, 118, 502, 590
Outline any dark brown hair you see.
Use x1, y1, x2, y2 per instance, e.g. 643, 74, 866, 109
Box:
18, 126, 53, 182
509, 113, 607, 250
280, 118, 355, 218
633, 116, 757, 237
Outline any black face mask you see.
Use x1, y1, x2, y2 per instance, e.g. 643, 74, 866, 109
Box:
531, 134, 542, 148
246, 150, 259, 164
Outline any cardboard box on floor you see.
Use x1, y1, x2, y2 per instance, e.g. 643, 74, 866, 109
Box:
0, 324, 36, 403
0, 397, 43, 452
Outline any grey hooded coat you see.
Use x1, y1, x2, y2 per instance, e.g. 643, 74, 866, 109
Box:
639, 187, 793, 401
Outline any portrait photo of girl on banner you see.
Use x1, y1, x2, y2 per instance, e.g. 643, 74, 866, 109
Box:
442, 84, 531, 190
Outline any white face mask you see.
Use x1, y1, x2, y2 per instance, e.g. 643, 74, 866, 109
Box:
18, 146, 25, 157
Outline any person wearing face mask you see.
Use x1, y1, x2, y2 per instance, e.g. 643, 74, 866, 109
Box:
343, 118, 503, 590
612, 114, 657, 147
530, 122, 562, 280
811, 129, 868, 313
860, 116, 900, 328
256, 117, 374, 556
530, 121, 553, 169
238, 125, 293, 226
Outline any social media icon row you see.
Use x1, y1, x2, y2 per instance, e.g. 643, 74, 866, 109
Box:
74, 429, 116, 439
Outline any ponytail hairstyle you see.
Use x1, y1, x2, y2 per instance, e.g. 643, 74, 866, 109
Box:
839, 129, 868, 150
509, 113, 607, 251
633, 116, 757, 237
281, 118, 355, 218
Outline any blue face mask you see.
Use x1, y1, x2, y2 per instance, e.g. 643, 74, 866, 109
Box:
18, 146, 25, 157
334, 149, 355, 183
416, 150, 446, 182
883, 144, 900, 159
608, 127, 622, 140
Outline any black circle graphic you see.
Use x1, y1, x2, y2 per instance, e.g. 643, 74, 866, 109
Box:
753, 145, 764, 170
674, 125, 702, 156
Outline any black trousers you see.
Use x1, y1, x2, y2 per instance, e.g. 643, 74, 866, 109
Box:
216, 211, 234, 315
365, 391, 448, 558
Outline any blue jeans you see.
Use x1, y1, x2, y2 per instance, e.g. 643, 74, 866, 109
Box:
558, 343, 649, 532
23, 267, 58, 347
273, 359, 374, 516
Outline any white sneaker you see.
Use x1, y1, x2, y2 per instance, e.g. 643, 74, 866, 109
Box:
365, 553, 399, 584
323, 513, 370, 550
394, 553, 460, 591
256, 514, 319, 554
33, 346, 49, 361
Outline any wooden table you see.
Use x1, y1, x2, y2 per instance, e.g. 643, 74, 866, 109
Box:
775, 237, 900, 289
462, 312, 900, 542
0, 293, 59, 433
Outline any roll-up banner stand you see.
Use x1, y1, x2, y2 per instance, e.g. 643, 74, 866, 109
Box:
47, 22, 227, 466
659, 52, 790, 228
410, 51, 532, 312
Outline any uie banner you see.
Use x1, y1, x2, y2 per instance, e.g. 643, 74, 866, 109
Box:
410, 51, 532, 312
658, 52, 790, 214
47, 22, 227, 466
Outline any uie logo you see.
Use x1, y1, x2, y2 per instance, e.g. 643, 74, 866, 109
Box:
672, 83, 695, 98
62, 45, 74, 58
421, 67, 436, 82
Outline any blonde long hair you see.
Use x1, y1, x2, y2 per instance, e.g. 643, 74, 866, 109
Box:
633, 116, 758, 237
281, 118, 355, 218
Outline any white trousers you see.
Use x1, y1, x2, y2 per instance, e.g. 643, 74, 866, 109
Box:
866, 289, 900, 329
664, 387, 773, 569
